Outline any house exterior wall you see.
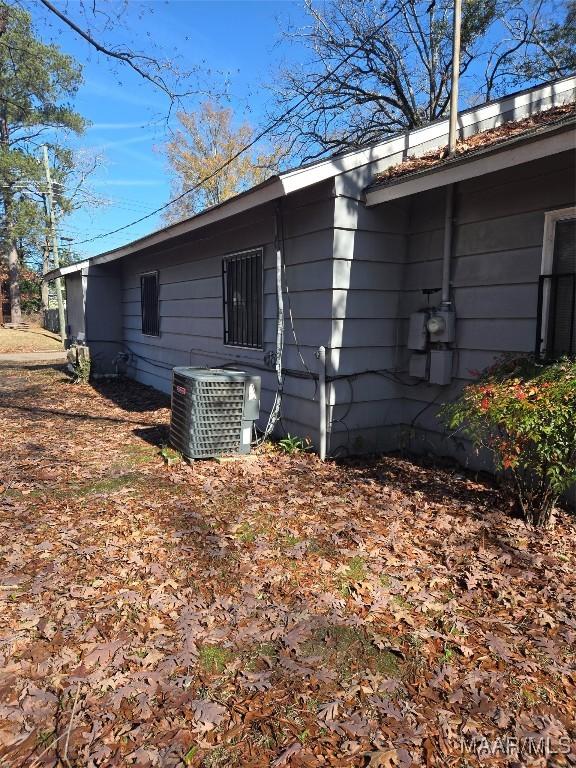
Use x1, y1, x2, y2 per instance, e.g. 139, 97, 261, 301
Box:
327, 196, 410, 453
83, 263, 123, 375
399, 149, 576, 462
59, 75, 575, 462
327, 149, 575, 462
119, 182, 336, 444
64, 272, 85, 339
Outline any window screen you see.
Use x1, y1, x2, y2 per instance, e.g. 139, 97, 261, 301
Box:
222, 250, 263, 348
140, 272, 160, 336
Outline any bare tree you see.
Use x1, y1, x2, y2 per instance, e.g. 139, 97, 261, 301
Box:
16, 0, 215, 115
271, 0, 576, 161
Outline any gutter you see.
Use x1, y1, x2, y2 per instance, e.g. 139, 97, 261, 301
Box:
366, 116, 576, 205
45, 75, 576, 280
44, 176, 285, 281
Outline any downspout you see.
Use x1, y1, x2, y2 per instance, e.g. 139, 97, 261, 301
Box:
441, 184, 454, 307
317, 345, 327, 461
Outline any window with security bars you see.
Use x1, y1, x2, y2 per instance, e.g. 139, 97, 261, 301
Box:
222, 250, 263, 348
536, 215, 576, 358
140, 272, 160, 336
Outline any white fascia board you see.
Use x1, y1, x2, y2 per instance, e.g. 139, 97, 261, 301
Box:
365, 126, 575, 206
43, 260, 89, 281
281, 76, 576, 192
44, 177, 286, 281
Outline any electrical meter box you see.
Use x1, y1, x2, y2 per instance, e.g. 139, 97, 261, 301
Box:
427, 307, 456, 343
408, 311, 429, 350
429, 349, 453, 386
409, 352, 428, 379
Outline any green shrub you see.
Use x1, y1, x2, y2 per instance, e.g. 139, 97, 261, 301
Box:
442, 356, 576, 528
278, 434, 313, 455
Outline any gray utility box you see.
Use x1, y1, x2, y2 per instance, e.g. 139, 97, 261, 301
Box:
170, 367, 261, 459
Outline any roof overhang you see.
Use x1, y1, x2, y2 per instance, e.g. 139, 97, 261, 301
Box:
365, 119, 576, 206
45, 176, 285, 281
44, 74, 576, 282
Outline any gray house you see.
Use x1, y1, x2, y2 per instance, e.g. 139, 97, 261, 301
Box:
50, 75, 576, 463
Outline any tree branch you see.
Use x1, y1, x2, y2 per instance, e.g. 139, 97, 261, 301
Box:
39, 0, 191, 102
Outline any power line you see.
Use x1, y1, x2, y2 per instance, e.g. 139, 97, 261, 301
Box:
67, 8, 402, 249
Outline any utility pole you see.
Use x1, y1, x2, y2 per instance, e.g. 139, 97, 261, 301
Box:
42, 144, 66, 345
448, 0, 462, 156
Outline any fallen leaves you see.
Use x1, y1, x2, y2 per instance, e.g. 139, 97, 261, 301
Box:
0, 365, 575, 767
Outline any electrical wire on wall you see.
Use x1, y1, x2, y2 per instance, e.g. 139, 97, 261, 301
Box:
258, 201, 285, 442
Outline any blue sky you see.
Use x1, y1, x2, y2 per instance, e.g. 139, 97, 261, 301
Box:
27, 1, 306, 258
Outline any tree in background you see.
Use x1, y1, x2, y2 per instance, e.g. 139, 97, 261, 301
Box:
271, 0, 576, 160
0, 2, 85, 324
163, 102, 281, 224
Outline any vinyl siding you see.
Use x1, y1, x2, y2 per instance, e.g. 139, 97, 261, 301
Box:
119, 184, 336, 443
327, 149, 575, 459
397, 149, 576, 461
64, 273, 85, 339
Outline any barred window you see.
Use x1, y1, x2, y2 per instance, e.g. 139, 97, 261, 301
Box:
537, 211, 576, 358
140, 272, 160, 336
222, 250, 263, 348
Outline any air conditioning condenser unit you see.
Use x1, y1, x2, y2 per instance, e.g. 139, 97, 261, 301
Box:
170, 367, 261, 459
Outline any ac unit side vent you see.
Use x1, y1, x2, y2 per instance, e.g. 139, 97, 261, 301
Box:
169, 367, 261, 459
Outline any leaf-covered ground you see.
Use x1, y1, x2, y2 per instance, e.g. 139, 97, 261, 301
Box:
0, 364, 575, 768
0, 328, 62, 354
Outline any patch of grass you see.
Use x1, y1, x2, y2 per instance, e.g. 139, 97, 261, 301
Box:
278, 532, 300, 548
183, 745, 198, 764
300, 624, 402, 682
160, 444, 182, 465
119, 443, 157, 467
199, 644, 232, 674
203, 745, 239, 767
520, 685, 552, 706
392, 594, 412, 609
36, 729, 55, 748
339, 555, 367, 595
0, 327, 62, 353
243, 641, 278, 672
76, 473, 140, 496
234, 521, 258, 544
440, 643, 456, 663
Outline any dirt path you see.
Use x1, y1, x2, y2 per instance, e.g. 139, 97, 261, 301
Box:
0, 365, 574, 767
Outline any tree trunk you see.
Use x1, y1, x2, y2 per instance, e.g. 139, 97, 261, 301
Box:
41, 280, 49, 313
7, 240, 22, 325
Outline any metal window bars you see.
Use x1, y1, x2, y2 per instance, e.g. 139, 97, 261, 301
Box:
140, 272, 160, 336
222, 250, 263, 348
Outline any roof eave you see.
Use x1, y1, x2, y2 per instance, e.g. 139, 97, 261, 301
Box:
43, 175, 285, 281
365, 119, 576, 206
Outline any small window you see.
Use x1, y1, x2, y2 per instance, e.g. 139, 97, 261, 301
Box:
222, 250, 263, 348
537, 209, 576, 358
140, 272, 160, 336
